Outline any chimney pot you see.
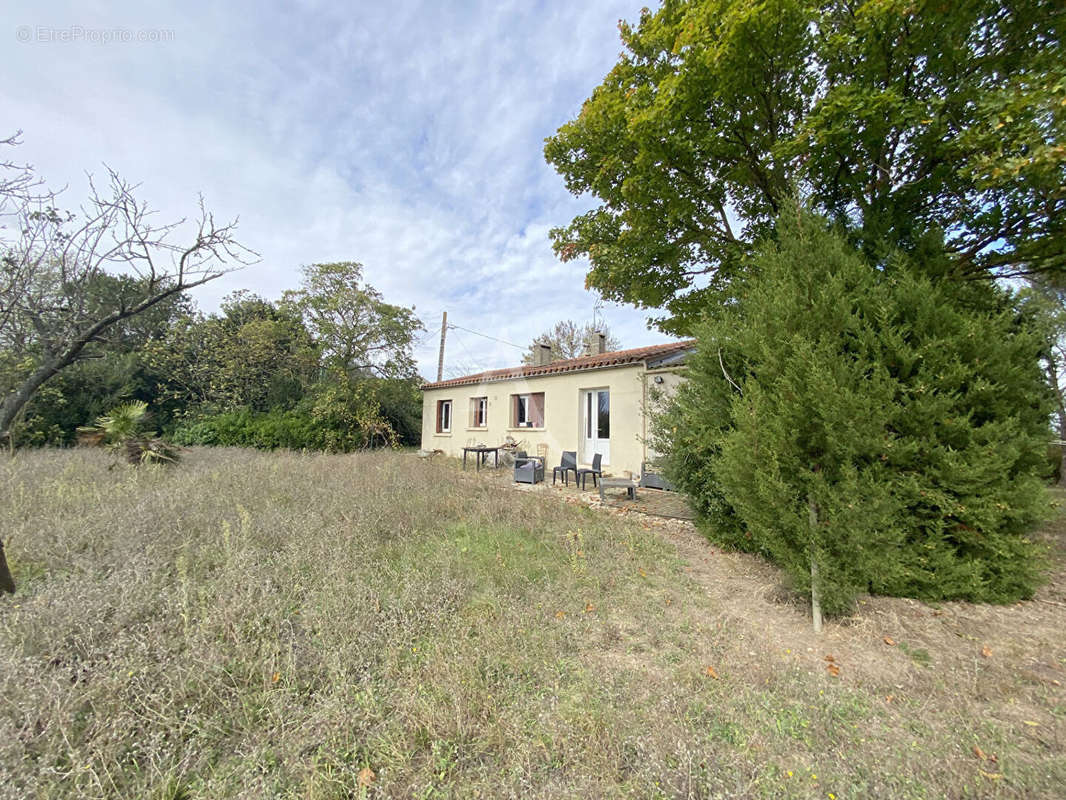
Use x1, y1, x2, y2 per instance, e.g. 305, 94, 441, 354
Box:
534, 341, 552, 366
586, 331, 607, 355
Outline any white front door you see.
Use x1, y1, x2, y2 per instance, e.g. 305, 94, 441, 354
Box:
582, 389, 610, 465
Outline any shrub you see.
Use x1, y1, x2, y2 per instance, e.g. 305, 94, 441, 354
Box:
173, 408, 316, 450
172, 383, 398, 453
658, 209, 1052, 615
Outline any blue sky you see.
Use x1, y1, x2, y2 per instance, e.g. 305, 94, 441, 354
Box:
5, 0, 676, 380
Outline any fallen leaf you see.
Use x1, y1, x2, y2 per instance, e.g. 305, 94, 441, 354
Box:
584, 602, 596, 613
705, 665, 719, 679
978, 770, 1003, 780
824, 654, 836, 663
981, 646, 992, 658
883, 637, 896, 646
639, 568, 647, 577
885, 694, 894, 703
1023, 720, 1040, 727
973, 745, 987, 760
554, 610, 565, 619
827, 663, 840, 677
357, 767, 375, 786
271, 672, 280, 683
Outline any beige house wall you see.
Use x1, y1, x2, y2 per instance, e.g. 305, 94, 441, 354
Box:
422, 362, 678, 478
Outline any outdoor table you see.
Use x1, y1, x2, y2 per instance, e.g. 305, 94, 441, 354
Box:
462, 445, 500, 471
599, 477, 637, 502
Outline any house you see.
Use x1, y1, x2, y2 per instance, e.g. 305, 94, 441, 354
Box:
420, 336, 695, 478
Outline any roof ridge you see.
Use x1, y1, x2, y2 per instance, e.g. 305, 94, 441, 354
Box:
422, 338, 695, 391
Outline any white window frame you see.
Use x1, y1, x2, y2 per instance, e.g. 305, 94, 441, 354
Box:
437, 399, 452, 433
516, 394, 530, 427
471, 396, 488, 428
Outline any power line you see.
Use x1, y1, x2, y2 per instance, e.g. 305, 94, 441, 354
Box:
447, 323, 525, 350
447, 328, 490, 377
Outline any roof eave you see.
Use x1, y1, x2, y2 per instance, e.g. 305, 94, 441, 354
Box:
421, 348, 695, 391
421, 358, 650, 391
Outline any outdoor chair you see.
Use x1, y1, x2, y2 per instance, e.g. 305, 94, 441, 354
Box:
514, 451, 544, 484
639, 460, 675, 491
577, 453, 603, 490
552, 450, 578, 486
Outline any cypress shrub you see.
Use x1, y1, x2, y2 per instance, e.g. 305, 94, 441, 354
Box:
659, 209, 1052, 614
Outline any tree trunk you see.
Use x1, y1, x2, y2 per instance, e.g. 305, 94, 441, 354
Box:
808, 494, 823, 634
0, 358, 68, 446
0, 539, 14, 594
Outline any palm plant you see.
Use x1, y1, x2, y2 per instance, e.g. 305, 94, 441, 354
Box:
90, 401, 181, 465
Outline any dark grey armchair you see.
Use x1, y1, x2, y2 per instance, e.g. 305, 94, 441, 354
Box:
514, 451, 544, 484
552, 450, 578, 486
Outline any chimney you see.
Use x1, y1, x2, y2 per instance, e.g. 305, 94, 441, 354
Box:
585, 331, 607, 356
533, 341, 552, 366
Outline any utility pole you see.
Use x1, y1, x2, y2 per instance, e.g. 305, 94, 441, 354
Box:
437, 311, 447, 382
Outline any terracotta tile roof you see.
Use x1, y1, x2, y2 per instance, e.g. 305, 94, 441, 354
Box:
422, 339, 696, 390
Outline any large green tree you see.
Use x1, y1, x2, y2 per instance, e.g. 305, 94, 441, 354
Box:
144, 292, 317, 416
282, 262, 424, 379
545, 0, 1066, 331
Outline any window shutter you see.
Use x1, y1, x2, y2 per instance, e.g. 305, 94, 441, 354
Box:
531, 393, 545, 427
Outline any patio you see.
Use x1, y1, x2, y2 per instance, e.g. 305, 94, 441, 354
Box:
452, 456, 697, 521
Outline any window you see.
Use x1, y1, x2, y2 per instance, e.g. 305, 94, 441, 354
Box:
585, 390, 609, 438
511, 392, 545, 428
436, 399, 452, 433
470, 396, 488, 427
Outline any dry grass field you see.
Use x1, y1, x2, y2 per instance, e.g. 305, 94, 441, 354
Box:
1, 448, 1064, 799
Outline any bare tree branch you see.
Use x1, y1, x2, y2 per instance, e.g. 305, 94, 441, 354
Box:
0, 136, 258, 444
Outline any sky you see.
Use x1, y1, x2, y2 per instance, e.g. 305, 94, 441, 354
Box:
4, 0, 677, 381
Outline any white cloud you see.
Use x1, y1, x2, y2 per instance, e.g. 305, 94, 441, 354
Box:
4, 0, 677, 380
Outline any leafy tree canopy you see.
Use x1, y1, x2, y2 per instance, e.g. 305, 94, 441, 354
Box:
281, 262, 424, 380
144, 292, 317, 415
545, 0, 1066, 331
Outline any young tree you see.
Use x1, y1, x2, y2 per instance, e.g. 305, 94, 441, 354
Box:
657, 207, 1052, 621
0, 137, 255, 445
281, 262, 424, 379
520, 320, 621, 363
545, 0, 1066, 331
